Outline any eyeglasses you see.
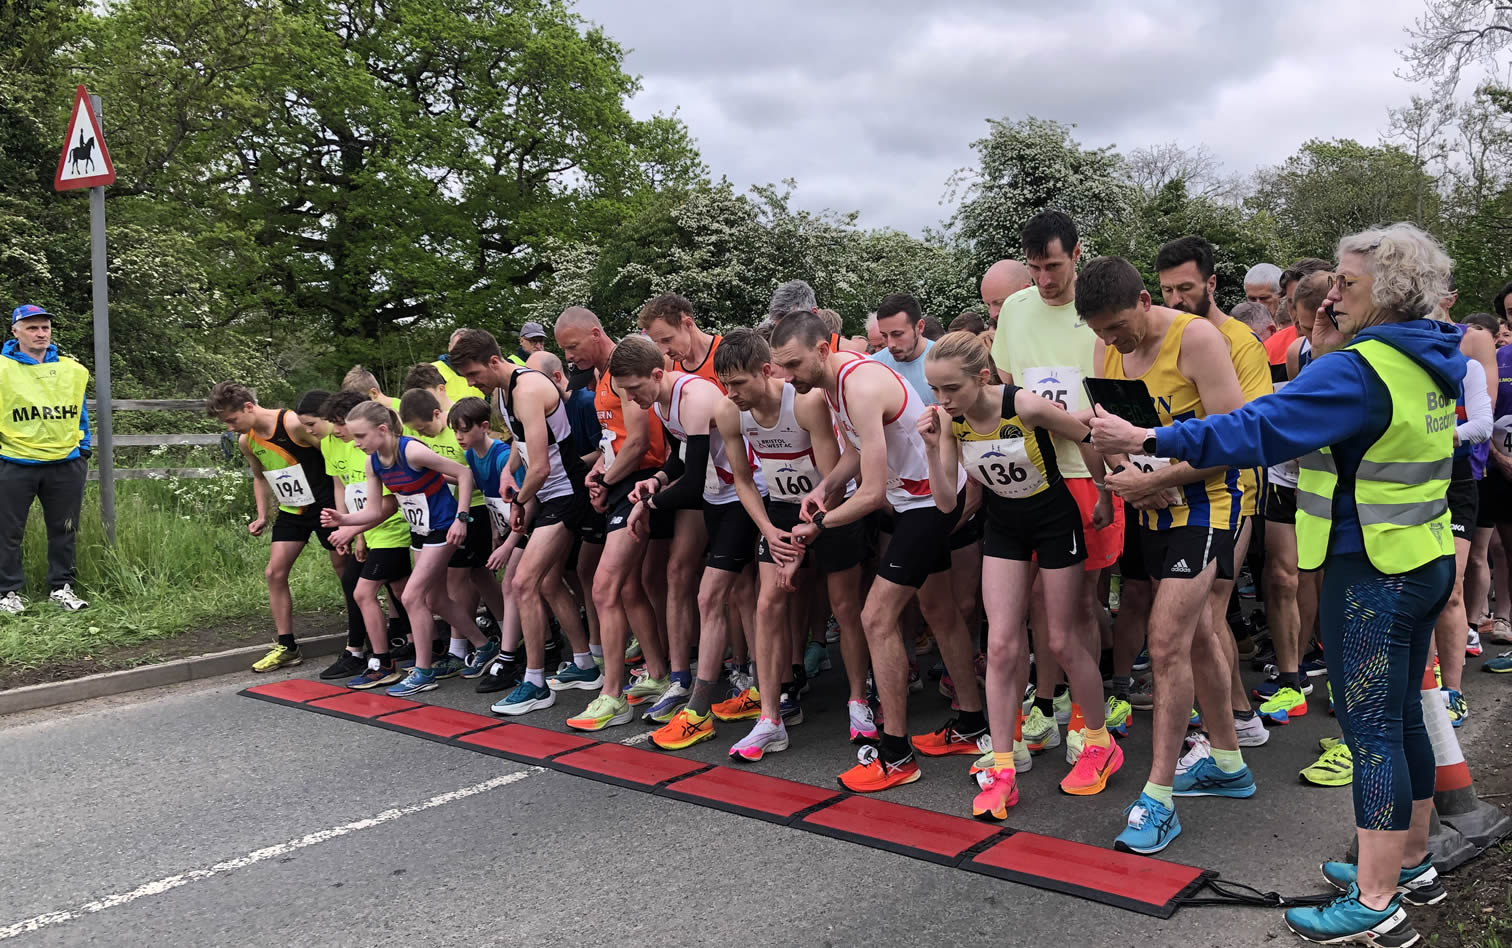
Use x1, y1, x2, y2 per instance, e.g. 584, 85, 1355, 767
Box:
1332, 273, 1362, 292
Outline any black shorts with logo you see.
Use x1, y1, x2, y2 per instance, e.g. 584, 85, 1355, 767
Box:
756, 498, 866, 574
1264, 483, 1297, 525
272, 509, 336, 551
1125, 523, 1237, 582
876, 500, 962, 589
531, 491, 593, 541
448, 507, 492, 569
605, 471, 674, 540
983, 488, 1085, 570
359, 545, 413, 583
1448, 477, 1478, 541
703, 499, 759, 573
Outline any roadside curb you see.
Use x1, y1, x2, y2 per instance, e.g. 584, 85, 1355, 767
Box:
0, 633, 346, 716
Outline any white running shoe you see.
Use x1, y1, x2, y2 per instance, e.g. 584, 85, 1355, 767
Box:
847, 700, 879, 743
1234, 714, 1270, 747
729, 717, 789, 762
50, 584, 88, 611
1177, 733, 1212, 774
0, 591, 24, 615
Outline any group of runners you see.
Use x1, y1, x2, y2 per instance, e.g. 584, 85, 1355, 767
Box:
212, 209, 1512, 907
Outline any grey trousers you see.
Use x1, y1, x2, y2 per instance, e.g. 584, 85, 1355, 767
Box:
0, 456, 87, 594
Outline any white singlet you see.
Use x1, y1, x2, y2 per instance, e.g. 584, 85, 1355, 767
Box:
655, 373, 764, 504
492, 367, 580, 503
740, 382, 850, 504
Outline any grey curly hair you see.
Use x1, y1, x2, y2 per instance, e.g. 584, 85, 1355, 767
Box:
1336, 223, 1453, 321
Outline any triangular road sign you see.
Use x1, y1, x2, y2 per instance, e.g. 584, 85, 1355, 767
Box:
55, 85, 115, 191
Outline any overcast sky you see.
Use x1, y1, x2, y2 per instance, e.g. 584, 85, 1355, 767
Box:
574, 0, 1436, 235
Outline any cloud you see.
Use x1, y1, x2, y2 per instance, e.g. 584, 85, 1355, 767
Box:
575, 0, 1432, 235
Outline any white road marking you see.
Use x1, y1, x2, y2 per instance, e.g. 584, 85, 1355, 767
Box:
0, 726, 653, 940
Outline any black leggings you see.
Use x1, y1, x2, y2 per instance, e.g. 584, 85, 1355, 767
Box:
340, 559, 411, 650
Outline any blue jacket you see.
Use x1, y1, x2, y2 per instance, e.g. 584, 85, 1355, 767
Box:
1154, 320, 1466, 559
1, 340, 91, 464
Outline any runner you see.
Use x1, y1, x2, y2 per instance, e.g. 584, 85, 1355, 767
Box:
448, 329, 598, 715
551, 308, 677, 730
979, 259, 1032, 325
208, 381, 345, 673
314, 390, 415, 690
341, 365, 398, 411
711, 329, 872, 759
918, 332, 1121, 817
610, 336, 765, 750
639, 292, 723, 388
433, 329, 486, 402
1074, 255, 1253, 854
869, 293, 937, 406
769, 309, 984, 792
320, 400, 491, 696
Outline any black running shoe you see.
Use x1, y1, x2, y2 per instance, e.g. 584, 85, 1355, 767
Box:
475, 656, 522, 694
319, 651, 367, 680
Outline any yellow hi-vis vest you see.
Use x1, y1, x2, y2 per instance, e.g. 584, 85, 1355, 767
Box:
432, 359, 484, 403
1295, 338, 1455, 573
0, 355, 88, 461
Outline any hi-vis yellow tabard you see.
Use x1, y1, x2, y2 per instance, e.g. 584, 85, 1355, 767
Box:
0, 355, 88, 461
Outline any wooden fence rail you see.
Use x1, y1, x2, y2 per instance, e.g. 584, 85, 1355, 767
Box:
84, 395, 247, 483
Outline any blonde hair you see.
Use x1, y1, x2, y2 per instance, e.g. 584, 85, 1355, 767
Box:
816, 308, 843, 335
343, 364, 381, 395
347, 399, 399, 434
926, 330, 994, 378
1336, 223, 1453, 321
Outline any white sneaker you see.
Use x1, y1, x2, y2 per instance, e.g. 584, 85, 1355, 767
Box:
847, 700, 879, 743
49, 584, 88, 612
1177, 732, 1212, 774
1466, 628, 1483, 657
0, 591, 24, 615
1234, 714, 1270, 747
1065, 726, 1086, 766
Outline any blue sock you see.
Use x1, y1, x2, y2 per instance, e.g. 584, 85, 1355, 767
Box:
670, 669, 692, 688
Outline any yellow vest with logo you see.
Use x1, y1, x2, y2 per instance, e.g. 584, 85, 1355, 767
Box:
1295, 338, 1455, 573
0, 355, 88, 461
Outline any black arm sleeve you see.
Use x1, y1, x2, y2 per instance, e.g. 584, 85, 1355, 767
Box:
660, 432, 687, 481
653, 434, 708, 511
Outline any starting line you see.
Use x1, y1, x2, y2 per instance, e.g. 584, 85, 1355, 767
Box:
242, 679, 1214, 918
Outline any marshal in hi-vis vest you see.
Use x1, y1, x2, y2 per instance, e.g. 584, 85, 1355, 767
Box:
0, 355, 88, 461
1296, 338, 1455, 574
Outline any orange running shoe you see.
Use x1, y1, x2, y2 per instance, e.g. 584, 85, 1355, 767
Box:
910, 716, 988, 757
1059, 736, 1124, 796
651, 708, 715, 750
712, 687, 762, 722
972, 766, 1019, 821
838, 745, 921, 793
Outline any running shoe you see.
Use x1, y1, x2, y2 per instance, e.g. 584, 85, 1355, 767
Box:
1491, 617, 1512, 645
729, 717, 789, 762
347, 659, 402, 690
915, 630, 936, 656
474, 655, 521, 694
1061, 737, 1123, 796
1132, 648, 1151, 672
491, 680, 555, 715
825, 615, 840, 644
320, 650, 367, 681
1105, 695, 1132, 738
838, 744, 920, 793
712, 687, 762, 722
1485, 651, 1512, 673
388, 666, 439, 697
1188, 708, 1202, 729
1022, 706, 1060, 752
49, 583, 88, 611
642, 681, 691, 723
1065, 726, 1085, 765
911, 717, 987, 757
625, 674, 670, 707
566, 694, 633, 731
0, 591, 24, 615
1176, 733, 1211, 775
1300, 741, 1353, 787
1258, 686, 1309, 725
1444, 688, 1468, 727
651, 708, 715, 750
1321, 856, 1446, 906
1284, 885, 1416, 948
1249, 642, 1277, 672
1173, 757, 1256, 797
1108, 573, 1122, 613
972, 766, 1019, 821
431, 653, 467, 679
1235, 635, 1259, 662
461, 640, 500, 679
804, 641, 831, 679
1301, 657, 1329, 678
1252, 675, 1314, 700
1128, 676, 1154, 710
1234, 714, 1270, 746
624, 637, 642, 665
251, 643, 301, 673
779, 691, 804, 726
1052, 690, 1072, 725
725, 662, 754, 697
1114, 793, 1181, 854
970, 734, 1032, 777
547, 661, 604, 692
1466, 627, 1483, 657
847, 700, 879, 743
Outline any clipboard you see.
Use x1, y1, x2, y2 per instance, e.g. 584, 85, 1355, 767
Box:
1082, 377, 1162, 429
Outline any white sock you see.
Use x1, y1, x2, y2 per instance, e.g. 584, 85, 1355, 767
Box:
449, 637, 469, 659
589, 643, 604, 659
573, 651, 595, 670
525, 667, 546, 687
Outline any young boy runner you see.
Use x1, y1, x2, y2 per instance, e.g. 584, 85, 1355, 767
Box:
208, 381, 346, 673
712, 329, 873, 759
321, 401, 491, 696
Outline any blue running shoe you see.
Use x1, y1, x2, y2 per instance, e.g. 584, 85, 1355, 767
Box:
491, 680, 555, 716
431, 653, 467, 679
547, 661, 604, 692
642, 681, 691, 724
1132, 648, 1150, 672
462, 640, 500, 680
388, 667, 439, 697
1284, 884, 1417, 947
779, 691, 803, 726
1444, 688, 1468, 728
1301, 657, 1329, 678
1173, 757, 1257, 798
1321, 856, 1446, 906
1187, 708, 1202, 729
1486, 650, 1512, 673
1114, 793, 1181, 854
1252, 675, 1315, 701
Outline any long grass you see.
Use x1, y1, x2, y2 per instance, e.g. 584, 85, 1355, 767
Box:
0, 474, 343, 670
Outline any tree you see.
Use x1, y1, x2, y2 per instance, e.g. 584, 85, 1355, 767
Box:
1403, 0, 1512, 97
945, 117, 1134, 278
1123, 142, 1244, 204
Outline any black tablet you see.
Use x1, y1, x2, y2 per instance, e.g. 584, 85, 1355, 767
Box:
1082, 377, 1163, 429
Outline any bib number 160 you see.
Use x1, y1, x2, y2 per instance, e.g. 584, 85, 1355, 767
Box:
773, 472, 813, 496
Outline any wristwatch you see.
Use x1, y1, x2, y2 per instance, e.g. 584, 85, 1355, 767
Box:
812, 511, 827, 531
1142, 432, 1158, 455
456, 510, 474, 524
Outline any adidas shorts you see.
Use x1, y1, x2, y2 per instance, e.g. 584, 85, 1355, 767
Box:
1132, 523, 1236, 582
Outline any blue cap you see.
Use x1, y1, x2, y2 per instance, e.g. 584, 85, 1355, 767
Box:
11, 304, 51, 325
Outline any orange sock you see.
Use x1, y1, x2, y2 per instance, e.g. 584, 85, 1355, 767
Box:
1083, 725, 1110, 749
991, 751, 1016, 772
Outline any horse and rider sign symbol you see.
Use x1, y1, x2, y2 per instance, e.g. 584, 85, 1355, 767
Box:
54, 85, 115, 191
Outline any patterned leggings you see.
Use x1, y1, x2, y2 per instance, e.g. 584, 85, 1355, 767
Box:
1319, 553, 1452, 831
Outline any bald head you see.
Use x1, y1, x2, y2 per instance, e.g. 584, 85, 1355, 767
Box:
526, 351, 567, 393
556, 306, 602, 332
980, 260, 1032, 322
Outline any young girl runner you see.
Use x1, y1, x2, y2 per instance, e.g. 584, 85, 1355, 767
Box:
322, 400, 490, 696
918, 331, 1120, 819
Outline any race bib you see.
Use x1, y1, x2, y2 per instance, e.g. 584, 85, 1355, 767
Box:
264, 464, 316, 508
759, 454, 820, 502
1127, 454, 1186, 507
397, 493, 432, 533
485, 496, 512, 535
344, 481, 369, 513
961, 438, 1046, 499
1023, 366, 1084, 412
1495, 415, 1512, 455
600, 429, 617, 470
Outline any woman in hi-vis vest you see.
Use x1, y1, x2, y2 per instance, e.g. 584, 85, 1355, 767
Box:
0, 304, 91, 615
1091, 223, 1462, 948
